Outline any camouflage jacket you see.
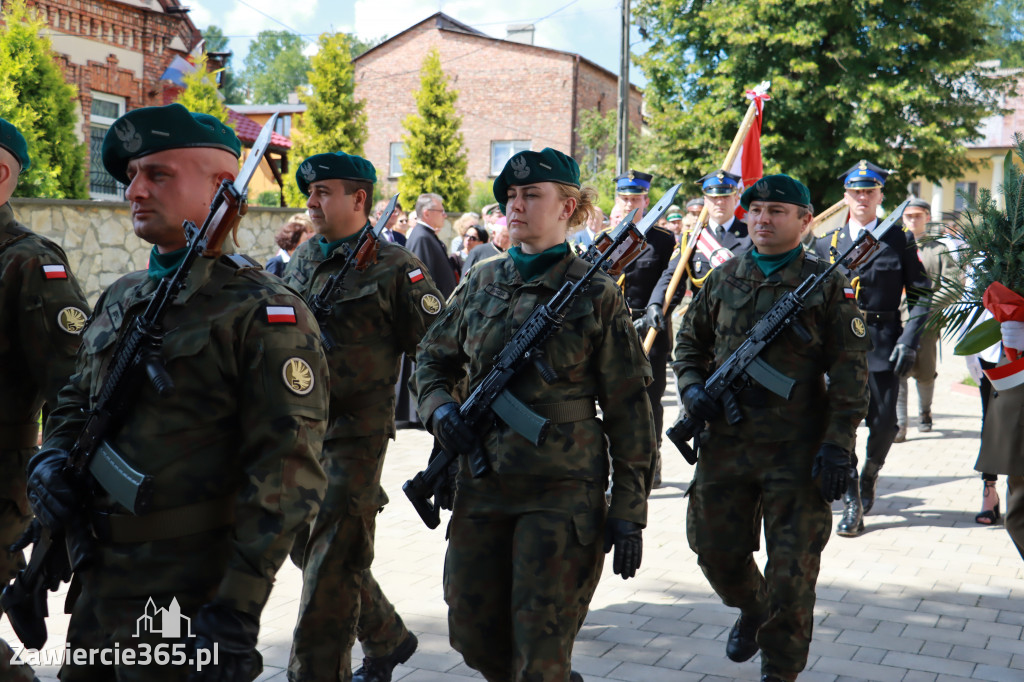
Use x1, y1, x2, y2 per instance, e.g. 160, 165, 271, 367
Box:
413, 250, 656, 525
0, 202, 89, 451
44, 255, 329, 616
284, 234, 444, 440
672, 249, 870, 452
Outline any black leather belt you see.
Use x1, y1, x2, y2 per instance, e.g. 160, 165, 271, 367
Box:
860, 310, 898, 324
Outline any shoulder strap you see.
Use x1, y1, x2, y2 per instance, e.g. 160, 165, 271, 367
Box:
564, 257, 590, 282
222, 252, 263, 270
0, 224, 31, 252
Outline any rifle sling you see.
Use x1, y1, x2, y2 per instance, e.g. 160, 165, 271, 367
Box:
531, 397, 597, 424
90, 494, 235, 544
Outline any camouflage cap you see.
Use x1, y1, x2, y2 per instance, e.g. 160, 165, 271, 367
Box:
0, 117, 30, 172
493, 147, 580, 205
296, 151, 377, 196
740, 174, 811, 210
101, 103, 241, 184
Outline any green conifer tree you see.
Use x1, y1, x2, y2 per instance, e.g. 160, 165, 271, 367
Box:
0, 0, 86, 198
176, 54, 231, 124
283, 32, 368, 207
397, 48, 469, 211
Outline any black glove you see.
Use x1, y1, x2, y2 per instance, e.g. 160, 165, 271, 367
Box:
681, 383, 722, 422
26, 448, 80, 533
186, 603, 261, 682
889, 343, 917, 378
430, 402, 482, 460
603, 518, 643, 579
812, 443, 852, 502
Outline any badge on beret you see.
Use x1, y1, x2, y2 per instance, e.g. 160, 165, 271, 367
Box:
851, 317, 867, 338
283, 357, 315, 396
57, 307, 87, 334
115, 119, 142, 154
300, 161, 316, 183
421, 293, 441, 315
754, 180, 771, 199
511, 155, 530, 180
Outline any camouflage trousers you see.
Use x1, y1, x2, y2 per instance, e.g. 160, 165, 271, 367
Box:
0, 447, 37, 682
289, 435, 408, 682
687, 437, 831, 679
445, 474, 606, 682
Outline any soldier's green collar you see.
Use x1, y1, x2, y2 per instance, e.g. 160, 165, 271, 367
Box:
507, 242, 570, 281
318, 224, 367, 258
750, 245, 803, 277
0, 202, 13, 230
148, 245, 188, 281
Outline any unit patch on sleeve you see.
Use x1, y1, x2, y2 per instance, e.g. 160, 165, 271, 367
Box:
851, 317, 867, 338
266, 305, 297, 324
408, 268, 425, 283
57, 307, 88, 334
42, 264, 68, 280
843, 287, 856, 300
282, 357, 314, 395
421, 293, 442, 315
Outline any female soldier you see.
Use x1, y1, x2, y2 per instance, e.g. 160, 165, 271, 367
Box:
413, 148, 656, 682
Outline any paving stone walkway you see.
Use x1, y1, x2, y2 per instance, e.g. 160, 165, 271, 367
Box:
9, 342, 1022, 682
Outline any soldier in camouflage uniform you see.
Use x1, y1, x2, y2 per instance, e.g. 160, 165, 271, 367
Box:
894, 198, 953, 440
673, 175, 869, 682
414, 148, 656, 682
0, 117, 89, 682
26, 103, 329, 681
284, 152, 442, 682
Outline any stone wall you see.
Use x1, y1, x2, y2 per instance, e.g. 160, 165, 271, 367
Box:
10, 198, 301, 305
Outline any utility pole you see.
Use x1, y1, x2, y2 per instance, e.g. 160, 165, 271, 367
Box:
615, 0, 630, 176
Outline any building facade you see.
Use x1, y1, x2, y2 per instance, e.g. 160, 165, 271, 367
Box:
353, 13, 643, 202
23, 0, 202, 199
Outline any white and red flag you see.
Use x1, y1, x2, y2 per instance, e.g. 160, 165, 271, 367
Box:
730, 83, 771, 219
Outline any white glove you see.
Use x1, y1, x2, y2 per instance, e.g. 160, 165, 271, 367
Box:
965, 354, 984, 384
1001, 320, 1024, 352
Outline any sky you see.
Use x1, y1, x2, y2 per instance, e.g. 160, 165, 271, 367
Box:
186, 0, 650, 88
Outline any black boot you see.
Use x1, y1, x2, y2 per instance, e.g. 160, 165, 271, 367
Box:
726, 610, 767, 662
860, 460, 882, 515
352, 633, 418, 682
836, 468, 864, 537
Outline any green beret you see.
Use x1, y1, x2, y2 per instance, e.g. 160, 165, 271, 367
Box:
0, 117, 30, 172
101, 103, 241, 185
296, 151, 377, 196
740, 174, 812, 210
493, 147, 580, 206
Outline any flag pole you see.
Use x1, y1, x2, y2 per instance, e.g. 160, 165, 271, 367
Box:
643, 81, 770, 353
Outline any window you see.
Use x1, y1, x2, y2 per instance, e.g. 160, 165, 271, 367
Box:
274, 114, 291, 138
954, 181, 977, 211
389, 142, 406, 178
908, 182, 921, 199
490, 140, 531, 176
89, 93, 126, 200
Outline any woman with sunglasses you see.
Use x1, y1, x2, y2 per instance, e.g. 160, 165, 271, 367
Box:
414, 148, 656, 682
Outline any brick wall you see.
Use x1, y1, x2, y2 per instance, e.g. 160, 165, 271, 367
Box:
354, 21, 643, 204
573, 60, 643, 154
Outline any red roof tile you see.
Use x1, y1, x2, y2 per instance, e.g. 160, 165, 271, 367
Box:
227, 109, 291, 149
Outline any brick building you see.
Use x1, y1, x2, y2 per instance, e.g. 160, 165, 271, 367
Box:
23, 0, 202, 199
353, 12, 643, 199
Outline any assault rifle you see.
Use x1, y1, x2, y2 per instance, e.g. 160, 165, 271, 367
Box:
666, 198, 911, 465
0, 115, 281, 650
403, 184, 681, 529
306, 194, 399, 351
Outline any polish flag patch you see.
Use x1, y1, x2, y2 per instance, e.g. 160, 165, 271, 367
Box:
408, 268, 424, 283
43, 264, 68, 280
266, 305, 297, 324
843, 287, 856, 299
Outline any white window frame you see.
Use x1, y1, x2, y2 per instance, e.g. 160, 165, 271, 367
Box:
89, 92, 127, 200
389, 142, 406, 178
490, 140, 531, 177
